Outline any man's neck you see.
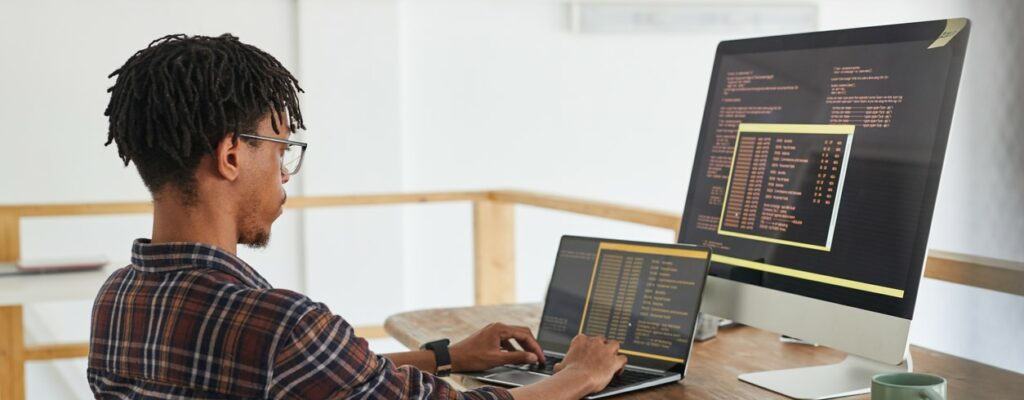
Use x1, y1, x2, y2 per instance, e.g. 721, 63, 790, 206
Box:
150, 195, 238, 255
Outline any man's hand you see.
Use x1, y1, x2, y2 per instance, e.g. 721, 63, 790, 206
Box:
449, 322, 546, 372
552, 334, 628, 393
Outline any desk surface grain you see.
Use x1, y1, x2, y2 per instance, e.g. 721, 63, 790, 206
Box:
384, 303, 1022, 399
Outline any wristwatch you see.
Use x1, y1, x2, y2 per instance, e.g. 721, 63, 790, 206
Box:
420, 339, 452, 377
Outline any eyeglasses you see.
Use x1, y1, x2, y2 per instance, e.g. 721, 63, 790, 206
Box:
237, 133, 308, 176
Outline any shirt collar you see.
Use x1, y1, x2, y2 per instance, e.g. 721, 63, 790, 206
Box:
130, 238, 272, 289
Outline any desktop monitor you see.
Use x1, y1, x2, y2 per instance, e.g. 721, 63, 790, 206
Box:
676, 19, 970, 399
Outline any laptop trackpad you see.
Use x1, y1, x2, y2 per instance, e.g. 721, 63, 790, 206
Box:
485, 370, 549, 386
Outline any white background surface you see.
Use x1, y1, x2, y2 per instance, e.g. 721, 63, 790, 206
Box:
1, 0, 1021, 398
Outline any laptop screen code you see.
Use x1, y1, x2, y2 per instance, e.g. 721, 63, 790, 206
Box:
537, 237, 710, 370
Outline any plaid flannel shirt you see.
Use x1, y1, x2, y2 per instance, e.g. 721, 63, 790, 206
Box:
88, 239, 513, 400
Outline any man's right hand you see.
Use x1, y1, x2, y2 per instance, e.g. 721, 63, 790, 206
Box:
552, 334, 628, 394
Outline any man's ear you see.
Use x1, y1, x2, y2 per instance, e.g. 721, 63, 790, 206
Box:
214, 134, 243, 181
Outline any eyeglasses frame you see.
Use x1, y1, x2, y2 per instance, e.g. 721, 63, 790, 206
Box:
236, 133, 308, 176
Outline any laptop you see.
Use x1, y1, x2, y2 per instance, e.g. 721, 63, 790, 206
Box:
470, 235, 712, 398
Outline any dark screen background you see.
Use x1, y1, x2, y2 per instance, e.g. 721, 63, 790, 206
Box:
679, 31, 963, 319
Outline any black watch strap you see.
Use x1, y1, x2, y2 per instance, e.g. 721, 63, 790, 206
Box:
420, 339, 452, 377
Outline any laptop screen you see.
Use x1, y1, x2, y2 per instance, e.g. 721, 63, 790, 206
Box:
536, 236, 711, 372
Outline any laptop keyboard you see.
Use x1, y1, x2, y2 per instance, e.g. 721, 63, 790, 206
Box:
526, 356, 561, 374
522, 356, 663, 388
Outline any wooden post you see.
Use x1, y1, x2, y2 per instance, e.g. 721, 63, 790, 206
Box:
0, 305, 26, 400
0, 214, 19, 263
473, 200, 516, 305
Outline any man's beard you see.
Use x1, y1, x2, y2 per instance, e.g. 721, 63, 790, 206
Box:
240, 229, 270, 249
239, 199, 271, 248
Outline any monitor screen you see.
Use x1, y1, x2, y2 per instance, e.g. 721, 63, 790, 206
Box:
678, 19, 969, 319
536, 236, 710, 372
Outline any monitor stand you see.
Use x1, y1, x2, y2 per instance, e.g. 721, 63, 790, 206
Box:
738, 353, 911, 399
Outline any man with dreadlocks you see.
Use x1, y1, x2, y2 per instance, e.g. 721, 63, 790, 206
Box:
89, 34, 626, 399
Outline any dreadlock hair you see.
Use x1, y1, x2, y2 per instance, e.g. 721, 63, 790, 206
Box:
104, 33, 305, 205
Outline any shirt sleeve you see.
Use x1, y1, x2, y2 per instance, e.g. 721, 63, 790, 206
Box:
268, 304, 514, 400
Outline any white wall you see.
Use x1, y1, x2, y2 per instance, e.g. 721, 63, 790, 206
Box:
296, 0, 408, 326
0, 0, 305, 284
1, 0, 1022, 398
399, 0, 816, 306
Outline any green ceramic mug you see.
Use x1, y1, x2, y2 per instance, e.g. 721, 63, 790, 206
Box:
871, 372, 947, 400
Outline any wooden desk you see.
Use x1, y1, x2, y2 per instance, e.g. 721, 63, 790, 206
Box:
385, 303, 1023, 399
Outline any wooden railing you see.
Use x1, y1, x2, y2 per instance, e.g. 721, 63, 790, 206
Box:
1, 189, 1021, 400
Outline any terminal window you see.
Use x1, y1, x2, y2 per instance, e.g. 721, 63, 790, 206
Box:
578, 243, 707, 364
718, 123, 855, 251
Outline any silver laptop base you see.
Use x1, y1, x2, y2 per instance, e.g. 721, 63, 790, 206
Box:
471, 365, 680, 399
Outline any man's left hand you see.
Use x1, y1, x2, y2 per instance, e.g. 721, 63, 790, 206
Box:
449, 322, 546, 372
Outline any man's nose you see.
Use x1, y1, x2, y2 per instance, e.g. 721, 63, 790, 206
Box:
281, 166, 291, 183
